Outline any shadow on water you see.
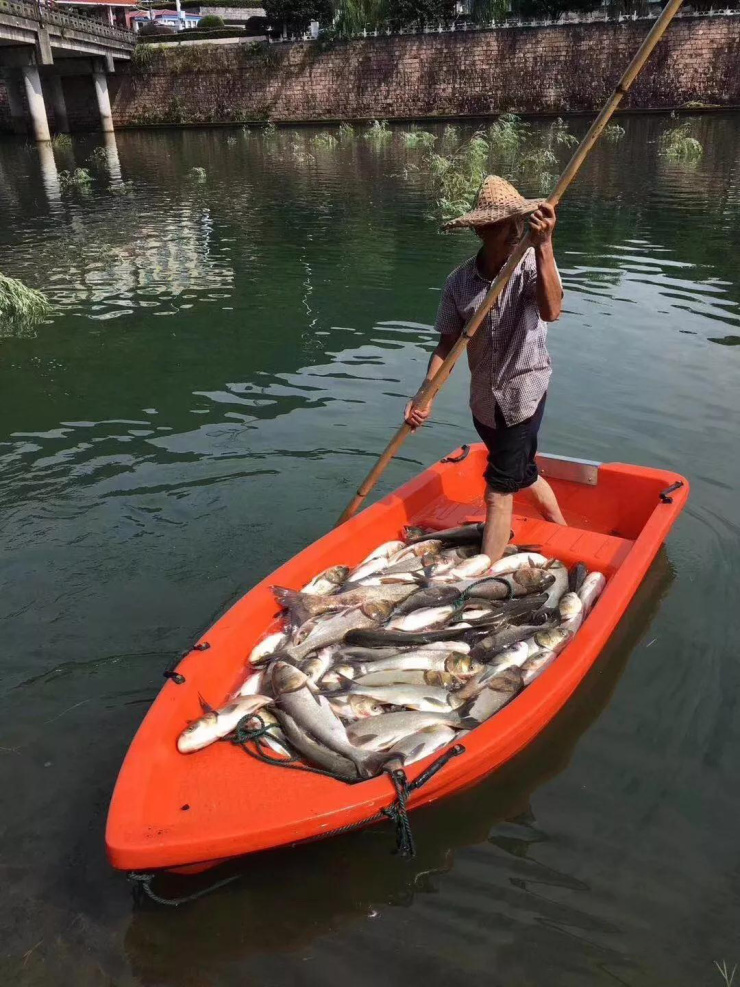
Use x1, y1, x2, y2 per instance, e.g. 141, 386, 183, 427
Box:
121, 551, 674, 983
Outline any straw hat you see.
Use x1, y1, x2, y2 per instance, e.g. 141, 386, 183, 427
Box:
442, 175, 543, 231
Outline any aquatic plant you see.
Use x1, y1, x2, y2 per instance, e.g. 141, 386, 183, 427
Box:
108, 180, 135, 196
51, 133, 72, 150
87, 146, 109, 167
658, 122, 703, 161
427, 131, 490, 222
402, 129, 437, 149
547, 117, 579, 149
58, 167, 93, 192
0, 272, 51, 331
311, 131, 339, 148
604, 123, 626, 143
364, 120, 393, 145
226, 134, 238, 145
262, 122, 278, 139
439, 124, 460, 149
714, 960, 737, 987
338, 122, 356, 142
189, 166, 207, 182
488, 113, 528, 154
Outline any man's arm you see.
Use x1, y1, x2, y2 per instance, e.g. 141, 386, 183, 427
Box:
529, 203, 562, 322
405, 333, 458, 429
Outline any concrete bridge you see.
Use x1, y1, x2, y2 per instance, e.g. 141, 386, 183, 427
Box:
0, 0, 135, 140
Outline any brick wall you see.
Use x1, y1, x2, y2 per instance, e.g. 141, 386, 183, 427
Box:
109, 16, 740, 127
1, 16, 739, 133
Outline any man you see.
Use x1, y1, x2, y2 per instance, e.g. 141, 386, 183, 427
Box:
404, 175, 566, 565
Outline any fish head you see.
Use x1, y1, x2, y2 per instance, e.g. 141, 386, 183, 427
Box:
534, 627, 571, 651
348, 695, 384, 717
424, 670, 458, 688
558, 592, 583, 619
362, 600, 394, 622
328, 565, 350, 585
445, 654, 480, 675
514, 567, 556, 592
486, 667, 524, 693
271, 660, 309, 695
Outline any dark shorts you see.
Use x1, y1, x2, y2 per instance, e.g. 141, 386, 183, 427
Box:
473, 394, 546, 495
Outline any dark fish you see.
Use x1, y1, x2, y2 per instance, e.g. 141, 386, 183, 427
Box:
345, 625, 482, 648
274, 583, 416, 624
470, 619, 559, 660
391, 584, 464, 617
406, 523, 484, 546
568, 562, 588, 594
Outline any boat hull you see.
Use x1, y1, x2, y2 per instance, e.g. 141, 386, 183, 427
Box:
106, 448, 688, 874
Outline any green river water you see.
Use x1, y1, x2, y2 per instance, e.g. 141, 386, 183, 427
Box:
0, 114, 739, 985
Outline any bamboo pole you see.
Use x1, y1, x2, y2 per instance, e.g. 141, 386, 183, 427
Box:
337, 0, 685, 526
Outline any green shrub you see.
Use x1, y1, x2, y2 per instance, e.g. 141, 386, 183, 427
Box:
403, 129, 436, 149
138, 19, 175, 35
51, 133, 72, 149
196, 14, 225, 27
311, 131, 338, 148
364, 119, 392, 145
338, 122, 355, 142
604, 123, 626, 143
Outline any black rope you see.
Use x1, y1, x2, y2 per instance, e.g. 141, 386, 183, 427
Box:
230, 714, 353, 782
382, 769, 416, 858
128, 870, 241, 907
659, 480, 684, 503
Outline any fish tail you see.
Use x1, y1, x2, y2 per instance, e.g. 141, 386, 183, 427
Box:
272, 586, 313, 625
358, 749, 401, 779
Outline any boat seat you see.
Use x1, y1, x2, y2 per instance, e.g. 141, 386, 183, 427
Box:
411, 502, 633, 578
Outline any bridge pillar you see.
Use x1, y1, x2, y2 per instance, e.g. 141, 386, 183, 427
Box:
21, 65, 51, 142
92, 64, 114, 133
1, 69, 27, 135
46, 73, 69, 134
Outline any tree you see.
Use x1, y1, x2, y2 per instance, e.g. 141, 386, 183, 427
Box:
197, 14, 225, 27
386, 0, 456, 30
467, 0, 509, 23
263, 0, 334, 34
510, 0, 599, 18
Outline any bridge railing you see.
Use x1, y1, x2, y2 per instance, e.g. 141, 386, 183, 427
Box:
0, 0, 135, 43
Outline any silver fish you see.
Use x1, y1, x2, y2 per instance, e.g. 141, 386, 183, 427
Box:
275, 710, 359, 781
271, 661, 391, 778
455, 641, 530, 700
391, 539, 444, 563
177, 694, 273, 753
346, 682, 465, 713
578, 571, 606, 616
387, 604, 457, 632
521, 650, 558, 685
345, 651, 480, 677
241, 708, 289, 756
274, 583, 416, 624
301, 646, 337, 684
568, 562, 588, 594
285, 601, 394, 662
301, 565, 351, 596
361, 540, 406, 564
354, 668, 464, 688
385, 725, 457, 768
471, 618, 558, 659
542, 560, 569, 608
347, 710, 474, 751
488, 552, 548, 576
464, 668, 522, 723
249, 630, 289, 666
329, 694, 386, 722
236, 669, 266, 697
444, 554, 492, 579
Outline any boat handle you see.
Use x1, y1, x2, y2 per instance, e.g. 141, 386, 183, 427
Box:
441, 444, 470, 464
659, 480, 684, 504
162, 641, 211, 685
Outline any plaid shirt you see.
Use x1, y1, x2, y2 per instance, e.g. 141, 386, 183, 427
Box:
435, 247, 556, 428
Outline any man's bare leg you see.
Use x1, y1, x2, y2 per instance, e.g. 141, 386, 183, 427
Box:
482, 488, 513, 565
527, 475, 566, 525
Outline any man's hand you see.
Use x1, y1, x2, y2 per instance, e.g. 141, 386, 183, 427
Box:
404, 395, 432, 430
529, 202, 557, 246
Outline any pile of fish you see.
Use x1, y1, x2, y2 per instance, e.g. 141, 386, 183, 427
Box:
177, 523, 606, 781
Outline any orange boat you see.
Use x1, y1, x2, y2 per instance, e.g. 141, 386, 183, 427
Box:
106, 447, 688, 880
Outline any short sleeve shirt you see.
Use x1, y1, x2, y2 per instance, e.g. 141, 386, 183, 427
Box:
435, 247, 555, 428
